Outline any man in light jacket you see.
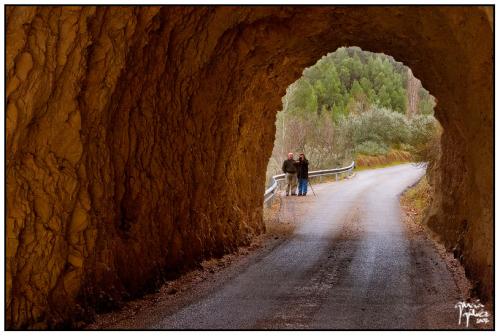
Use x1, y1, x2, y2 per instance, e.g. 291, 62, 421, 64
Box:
282, 152, 298, 196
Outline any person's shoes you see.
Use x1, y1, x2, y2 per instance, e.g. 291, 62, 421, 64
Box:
303, 193, 307, 196
292, 193, 296, 196
298, 193, 302, 196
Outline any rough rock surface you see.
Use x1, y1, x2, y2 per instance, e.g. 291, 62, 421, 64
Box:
6, 6, 492, 328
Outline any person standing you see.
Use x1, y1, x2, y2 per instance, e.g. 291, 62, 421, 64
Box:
282, 152, 298, 196
297, 153, 309, 196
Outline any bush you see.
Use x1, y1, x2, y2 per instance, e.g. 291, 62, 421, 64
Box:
355, 140, 389, 156
408, 114, 439, 145
410, 124, 442, 165
341, 107, 411, 155
267, 101, 441, 181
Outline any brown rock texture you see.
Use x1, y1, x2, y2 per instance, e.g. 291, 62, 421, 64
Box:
6, 6, 493, 329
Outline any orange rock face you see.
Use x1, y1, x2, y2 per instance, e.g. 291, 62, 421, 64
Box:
6, 6, 492, 328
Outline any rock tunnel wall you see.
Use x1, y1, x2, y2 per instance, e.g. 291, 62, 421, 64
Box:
6, 6, 492, 328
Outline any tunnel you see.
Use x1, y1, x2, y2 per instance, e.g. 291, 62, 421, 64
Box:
6, 6, 493, 328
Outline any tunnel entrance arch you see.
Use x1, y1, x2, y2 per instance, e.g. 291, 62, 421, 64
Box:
266, 45, 439, 183
6, 6, 492, 328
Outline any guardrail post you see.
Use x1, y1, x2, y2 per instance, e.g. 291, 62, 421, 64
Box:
335, 173, 338, 181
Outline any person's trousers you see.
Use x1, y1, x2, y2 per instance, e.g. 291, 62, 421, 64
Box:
285, 173, 297, 195
298, 178, 308, 195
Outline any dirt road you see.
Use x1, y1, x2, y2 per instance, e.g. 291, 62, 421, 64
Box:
93, 164, 480, 329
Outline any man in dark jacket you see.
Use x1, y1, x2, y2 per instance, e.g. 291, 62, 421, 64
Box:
297, 153, 309, 196
282, 152, 298, 196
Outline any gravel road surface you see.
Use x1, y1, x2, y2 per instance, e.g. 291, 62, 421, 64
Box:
94, 164, 474, 329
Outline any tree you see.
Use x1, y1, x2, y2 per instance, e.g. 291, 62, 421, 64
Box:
284, 78, 318, 117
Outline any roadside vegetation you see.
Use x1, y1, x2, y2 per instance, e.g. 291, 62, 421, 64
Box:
267, 47, 441, 181
402, 175, 432, 221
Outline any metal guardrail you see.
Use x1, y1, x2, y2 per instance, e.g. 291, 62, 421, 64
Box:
263, 161, 355, 204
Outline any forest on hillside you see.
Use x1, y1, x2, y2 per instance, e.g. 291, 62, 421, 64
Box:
267, 47, 440, 179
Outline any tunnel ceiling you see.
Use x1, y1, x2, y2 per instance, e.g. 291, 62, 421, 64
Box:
6, 6, 492, 328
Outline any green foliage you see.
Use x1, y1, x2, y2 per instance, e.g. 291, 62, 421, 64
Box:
267, 47, 440, 177
284, 78, 318, 117
345, 108, 411, 150
408, 114, 439, 144
269, 106, 440, 174
355, 140, 389, 156
282, 47, 434, 118
418, 87, 436, 115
